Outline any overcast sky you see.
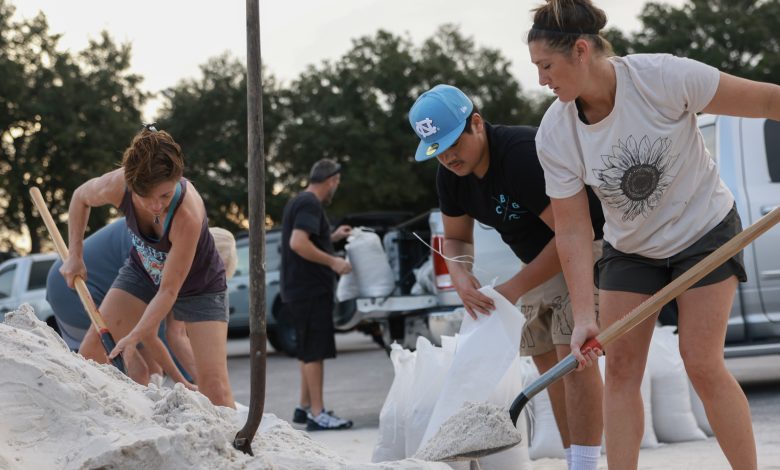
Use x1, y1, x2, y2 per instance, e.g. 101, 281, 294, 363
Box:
15, 0, 687, 120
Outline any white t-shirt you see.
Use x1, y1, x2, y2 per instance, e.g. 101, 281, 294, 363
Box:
536, 54, 733, 258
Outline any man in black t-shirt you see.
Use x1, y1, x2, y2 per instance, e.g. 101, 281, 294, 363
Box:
408, 84, 604, 469
280, 158, 353, 431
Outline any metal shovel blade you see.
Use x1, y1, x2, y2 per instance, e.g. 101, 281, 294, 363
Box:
438, 440, 521, 462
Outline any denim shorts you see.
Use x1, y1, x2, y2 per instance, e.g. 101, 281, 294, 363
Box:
596, 206, 747, 295
112, 261, 229, 322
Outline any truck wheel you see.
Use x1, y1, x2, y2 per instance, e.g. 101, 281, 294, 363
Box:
357, 323, 389, 353
267, 300, 297, 357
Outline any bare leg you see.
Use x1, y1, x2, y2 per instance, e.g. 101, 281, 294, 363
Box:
677, 277, 756, 470
302, 360, 324, 415
600, 289, 656, 469
186, 320, 234, 407
558, 344, 603, 446
532, 349, 571, 448
165, 314, 197, 382
78, 288, 149, 384
299, 360, 311, 408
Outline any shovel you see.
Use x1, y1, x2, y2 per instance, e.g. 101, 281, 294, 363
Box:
29, 187, 126, 373
444, 205, 780, 462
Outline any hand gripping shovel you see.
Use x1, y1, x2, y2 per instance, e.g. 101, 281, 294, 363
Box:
29, 187, 126, 373
511, 205, 780, 420
444, 205, 780, 462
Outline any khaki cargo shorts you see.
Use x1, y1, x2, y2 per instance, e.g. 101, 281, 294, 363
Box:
518, 240, 602, 356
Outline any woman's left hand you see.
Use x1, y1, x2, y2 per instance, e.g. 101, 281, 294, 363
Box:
108, 330, 141, 360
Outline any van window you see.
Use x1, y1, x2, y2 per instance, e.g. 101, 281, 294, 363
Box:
235, 243, 249, 277
28, 259, 56, 291
765, 120, 780, 182
0, 264, 16, 298
700, 124, 717, 162
266, 238, 281, 271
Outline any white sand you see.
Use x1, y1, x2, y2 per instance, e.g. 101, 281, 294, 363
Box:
0, 304, 448, 470
414, 401, 522, 462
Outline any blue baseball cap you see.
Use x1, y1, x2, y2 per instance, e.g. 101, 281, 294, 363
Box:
408, 84, 474, 162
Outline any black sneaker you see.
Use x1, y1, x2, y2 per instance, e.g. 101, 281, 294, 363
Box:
306, 411, 353, 431
293, 406, 309, 424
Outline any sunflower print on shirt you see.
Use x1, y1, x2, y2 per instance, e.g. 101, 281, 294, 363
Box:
593, 135, 679, 222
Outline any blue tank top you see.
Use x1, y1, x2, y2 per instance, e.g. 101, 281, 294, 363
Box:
119, 179, 226, 296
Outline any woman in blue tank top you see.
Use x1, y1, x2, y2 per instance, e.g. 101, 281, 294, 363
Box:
60, 125, 234, 408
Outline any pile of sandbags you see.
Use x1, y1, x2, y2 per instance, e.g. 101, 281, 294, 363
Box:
525, 325, 712, 461
373, 287, 532, 469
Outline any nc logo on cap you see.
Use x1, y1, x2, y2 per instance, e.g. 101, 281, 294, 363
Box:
415, 118, 438, 138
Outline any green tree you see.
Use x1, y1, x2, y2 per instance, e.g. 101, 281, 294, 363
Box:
272, 25, 542, 222
604, 0, 779, 83
0, 1, 145, 253
156, 54, 284, 233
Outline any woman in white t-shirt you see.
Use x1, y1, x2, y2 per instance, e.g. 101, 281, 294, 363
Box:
526, 0, 780, 468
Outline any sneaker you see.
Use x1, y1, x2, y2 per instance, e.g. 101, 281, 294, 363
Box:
293, 406, 309, 424
293, 406, 336, 424
306, 411, 353, 431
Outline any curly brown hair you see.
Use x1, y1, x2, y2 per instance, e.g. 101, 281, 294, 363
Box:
121, 127, 184, 196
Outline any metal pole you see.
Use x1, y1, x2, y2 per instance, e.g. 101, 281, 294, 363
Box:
233, 0, 267, 455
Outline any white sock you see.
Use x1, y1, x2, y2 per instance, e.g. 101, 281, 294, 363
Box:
565, 447, 572, 468
570, 444, 600, 470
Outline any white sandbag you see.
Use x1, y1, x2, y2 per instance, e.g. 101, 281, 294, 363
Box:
525, 366, 565, 460
598, 355, 659, 450
689, 380, 714, 436
346, 227, 396, 298
647, 326, 707, 443
421, 286, 531, 470
403, 336, 457, 457
412, 259, 435, 295
372, 343, 417, 462
336, 268, 360, 301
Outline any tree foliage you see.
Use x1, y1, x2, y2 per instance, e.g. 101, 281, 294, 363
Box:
271, 25, 543, 222
156, 54, 284, 233
604, 0, 779, 83
0, 0, 144, 252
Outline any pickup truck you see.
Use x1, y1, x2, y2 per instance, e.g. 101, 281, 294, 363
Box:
346, 116, 780, 356
0, 253, 58, 329
346, 209, 517, 350
691, 115, 780, 357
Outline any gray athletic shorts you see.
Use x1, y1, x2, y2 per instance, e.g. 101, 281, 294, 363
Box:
596, 205, 747, 295
112, 262, 229, 322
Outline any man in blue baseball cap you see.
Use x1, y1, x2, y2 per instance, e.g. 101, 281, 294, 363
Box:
409, 84, 605, 470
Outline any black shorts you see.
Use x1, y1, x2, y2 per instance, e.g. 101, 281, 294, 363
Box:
285, 293, 336, 363
596, 206, 747, 295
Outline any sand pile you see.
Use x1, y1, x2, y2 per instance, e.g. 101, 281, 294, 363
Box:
414, 402, 522, 462
0, 304, 447, 470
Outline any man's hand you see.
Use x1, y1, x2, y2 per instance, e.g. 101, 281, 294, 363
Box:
330, 257, 352, 275
331, 225, 352, 242
570, 319, 602, 370
452, 272, 495, 319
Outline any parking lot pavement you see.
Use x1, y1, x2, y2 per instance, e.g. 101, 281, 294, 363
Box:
228, 336, 780, 468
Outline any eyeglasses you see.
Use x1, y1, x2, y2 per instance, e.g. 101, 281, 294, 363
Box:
142, 122, 159, 132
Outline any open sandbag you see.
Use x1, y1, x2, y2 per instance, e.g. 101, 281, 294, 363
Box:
420, 286, 531, 470
647, 326, 707, 443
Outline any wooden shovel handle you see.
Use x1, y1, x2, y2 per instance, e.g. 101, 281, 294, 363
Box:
596, 205, 780, 347
510, 205, 780, 426
29, 187, 125, 373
